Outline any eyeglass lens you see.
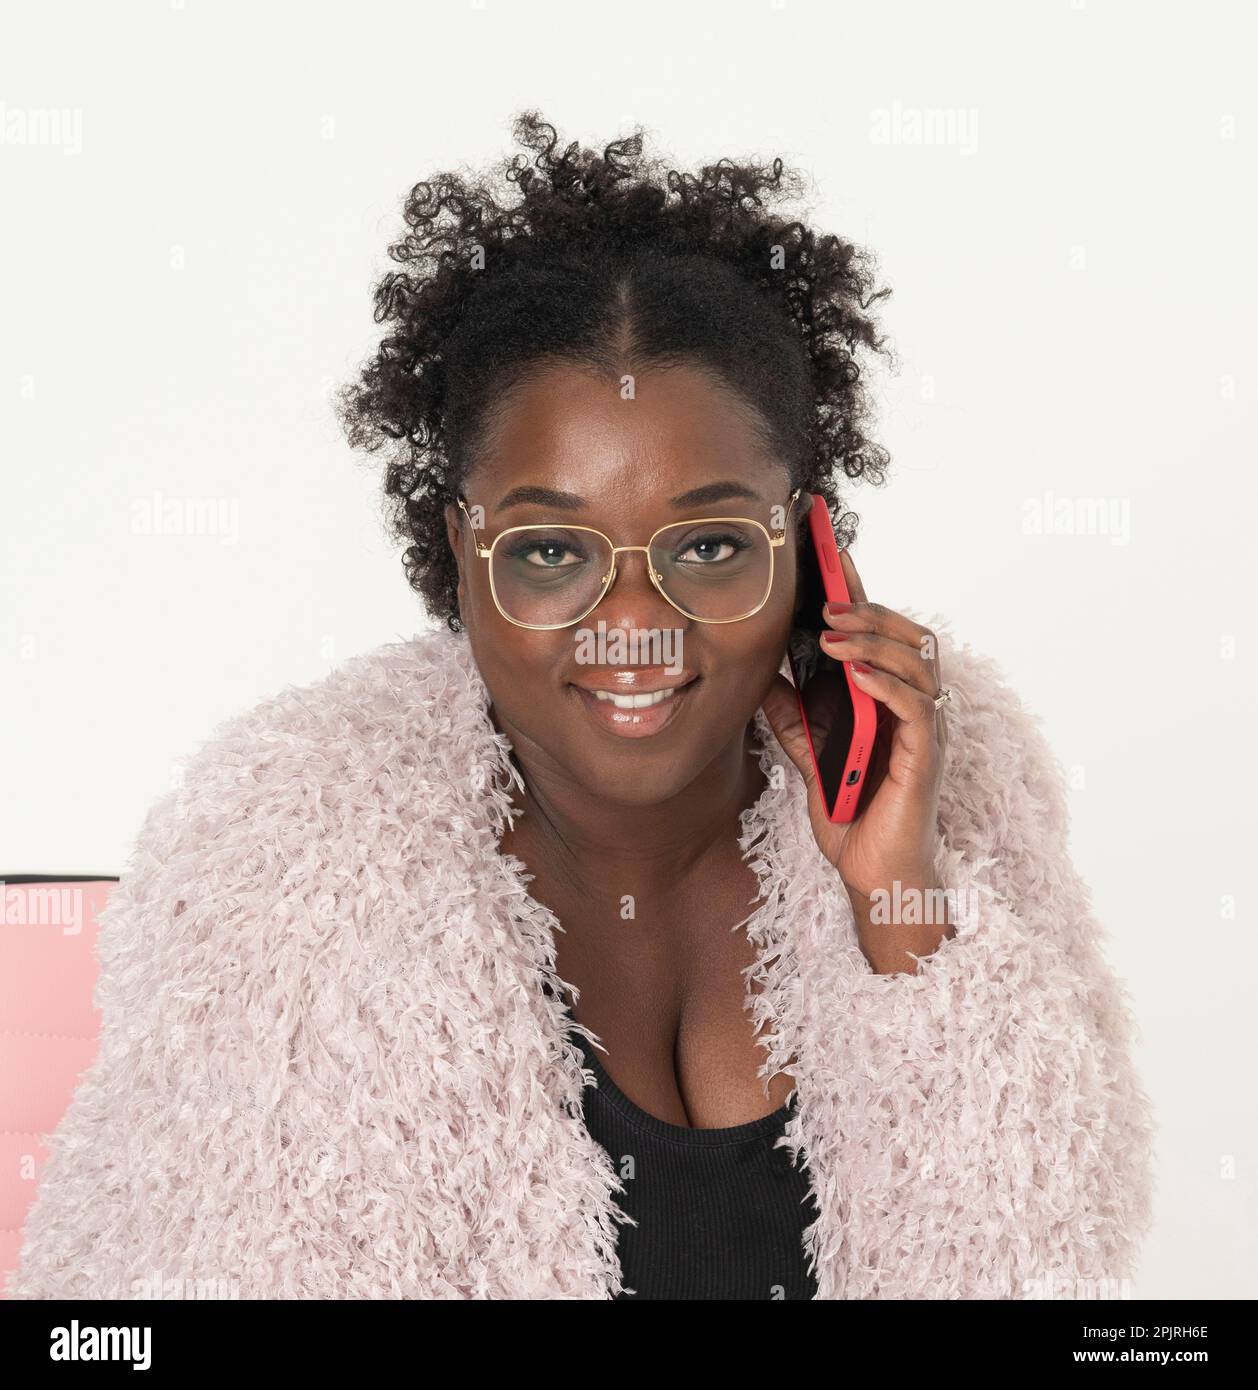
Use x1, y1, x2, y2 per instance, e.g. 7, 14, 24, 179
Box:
490, 519, 774, 626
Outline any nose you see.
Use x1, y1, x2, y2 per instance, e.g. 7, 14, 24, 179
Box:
596, 546, 682, 630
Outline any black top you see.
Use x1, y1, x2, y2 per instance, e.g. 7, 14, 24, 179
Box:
561, 1006, 821, 1300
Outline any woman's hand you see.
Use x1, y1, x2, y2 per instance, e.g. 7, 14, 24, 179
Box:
760, 549, 955, 973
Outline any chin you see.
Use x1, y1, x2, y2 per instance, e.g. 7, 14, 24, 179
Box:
556, 741, 686, 805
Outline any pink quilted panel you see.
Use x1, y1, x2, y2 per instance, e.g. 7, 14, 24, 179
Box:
0, 878, 114, 1298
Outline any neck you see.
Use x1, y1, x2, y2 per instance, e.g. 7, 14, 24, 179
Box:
491, 712, 768, 907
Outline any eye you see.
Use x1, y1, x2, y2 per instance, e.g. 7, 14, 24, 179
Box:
521, 542, 580, 568
503, 534, 589, 568
674, 531, 753, 565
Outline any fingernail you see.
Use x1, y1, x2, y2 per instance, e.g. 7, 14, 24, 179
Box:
850, 661, 874, 674
825, 602, 853, 616
820, 631, 848, 644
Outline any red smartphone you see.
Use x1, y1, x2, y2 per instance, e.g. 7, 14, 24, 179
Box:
785, 493, 878, 823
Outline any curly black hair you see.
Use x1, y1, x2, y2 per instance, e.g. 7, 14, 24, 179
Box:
335, 111, 896, 633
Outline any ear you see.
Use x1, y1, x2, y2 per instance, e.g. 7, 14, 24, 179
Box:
444, 502, 463, 569
444, 502, 468, 617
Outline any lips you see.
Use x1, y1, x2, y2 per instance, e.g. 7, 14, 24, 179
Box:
568, 672, 700, 739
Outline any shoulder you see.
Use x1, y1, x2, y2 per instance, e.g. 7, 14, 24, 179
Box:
187, 626, 469, 778
112, 627, 483, 909
171, 627, 474, 812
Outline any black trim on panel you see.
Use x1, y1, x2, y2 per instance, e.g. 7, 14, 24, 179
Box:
1, 873, 121, 883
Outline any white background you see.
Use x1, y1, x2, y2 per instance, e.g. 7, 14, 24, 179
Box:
3, 0, 1254, 1299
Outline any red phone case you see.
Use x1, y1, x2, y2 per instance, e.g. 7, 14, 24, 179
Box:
793, 494, 878, 823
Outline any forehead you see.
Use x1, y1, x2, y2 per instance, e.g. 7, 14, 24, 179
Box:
465, 360, 785, 507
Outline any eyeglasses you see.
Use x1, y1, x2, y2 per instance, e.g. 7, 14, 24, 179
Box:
457, 488, 802, 630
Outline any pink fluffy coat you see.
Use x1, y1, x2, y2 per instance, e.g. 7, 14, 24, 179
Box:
8, 619, 1157, 1299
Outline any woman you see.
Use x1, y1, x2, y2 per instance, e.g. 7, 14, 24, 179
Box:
9, 114, 1156, 1301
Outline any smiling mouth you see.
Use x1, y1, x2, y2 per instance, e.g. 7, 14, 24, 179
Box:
568, 674, 701, 738
589, 686, 684, 710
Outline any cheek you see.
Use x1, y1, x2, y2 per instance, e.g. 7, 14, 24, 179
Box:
460, 566, 492, 632
730, 601, 797, 706
468, 628, 566, 724
744, 584, 797, 666
698, 616, 792, 720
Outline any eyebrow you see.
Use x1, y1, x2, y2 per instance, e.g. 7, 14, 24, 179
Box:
494, 480, 763, 513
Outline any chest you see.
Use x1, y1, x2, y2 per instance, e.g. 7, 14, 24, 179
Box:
535, 856, 799, 1130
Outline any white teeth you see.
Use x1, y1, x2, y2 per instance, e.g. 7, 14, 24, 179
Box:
591, 687, 680, 710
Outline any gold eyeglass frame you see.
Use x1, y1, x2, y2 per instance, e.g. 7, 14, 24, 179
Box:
457, 487, 803, 631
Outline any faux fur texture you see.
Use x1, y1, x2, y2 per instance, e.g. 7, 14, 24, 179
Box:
8, 618, 1157, 1300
